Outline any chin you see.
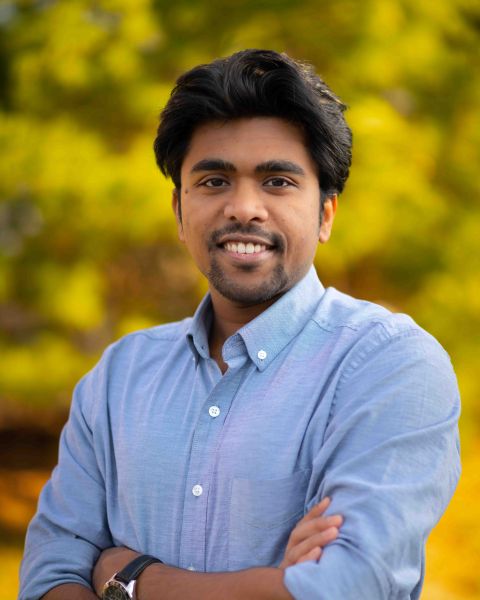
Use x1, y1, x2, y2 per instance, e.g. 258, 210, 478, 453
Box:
208, 263, 289, 306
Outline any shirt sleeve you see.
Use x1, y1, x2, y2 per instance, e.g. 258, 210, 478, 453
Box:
19, 359, 113, 600
284, 324, 461, 600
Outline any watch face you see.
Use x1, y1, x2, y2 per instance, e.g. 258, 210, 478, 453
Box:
102, 580, 131, 600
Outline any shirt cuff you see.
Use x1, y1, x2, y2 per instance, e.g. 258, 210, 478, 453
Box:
284, 543, 393, 600
19, 536, 101, 600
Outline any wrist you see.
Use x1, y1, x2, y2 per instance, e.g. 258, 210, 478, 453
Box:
93, 548, 140, 596
101, 553, 162, 600
135, 562, 171, 600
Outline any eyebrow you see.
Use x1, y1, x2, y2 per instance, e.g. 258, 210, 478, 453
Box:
190, 159, 236, 173
255, 160, 305, 176
190, 158, 306, 176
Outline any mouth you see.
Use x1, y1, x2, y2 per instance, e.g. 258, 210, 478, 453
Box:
215, 234, 277, 262
222, 240, 271, 255
209, 226, 283, 262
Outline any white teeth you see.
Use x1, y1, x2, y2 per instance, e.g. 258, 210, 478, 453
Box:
224, 241, 268, 254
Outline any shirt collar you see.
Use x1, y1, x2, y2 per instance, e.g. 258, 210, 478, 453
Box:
186, 266, 325, 370
238, 266, 325, 370
186, 294, 214, 362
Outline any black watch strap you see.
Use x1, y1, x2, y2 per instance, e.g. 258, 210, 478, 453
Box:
115, 554, 162, 584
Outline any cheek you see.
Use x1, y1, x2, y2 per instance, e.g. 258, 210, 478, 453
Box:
182, 214, 209, 249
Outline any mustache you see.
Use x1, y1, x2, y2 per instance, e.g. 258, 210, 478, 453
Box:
208, 223, 284, 251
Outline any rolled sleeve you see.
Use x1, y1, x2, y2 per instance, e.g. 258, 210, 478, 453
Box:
285, 326, 461, 599
19, 362, 113, 600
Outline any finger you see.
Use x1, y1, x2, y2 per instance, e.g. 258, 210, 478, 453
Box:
296, 546, 322, 565
286, 498, 331, 547
296, 514, 343, 538
303, 497, 331, 522
280, 545, 322, 570
286, 526, 339, 565
287, 513, 343, 549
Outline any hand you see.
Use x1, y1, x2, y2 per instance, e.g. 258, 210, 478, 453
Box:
279, 497, 342, 569
92, 546, 140, 597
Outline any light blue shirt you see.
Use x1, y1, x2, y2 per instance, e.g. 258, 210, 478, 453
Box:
19, 267, 460, 600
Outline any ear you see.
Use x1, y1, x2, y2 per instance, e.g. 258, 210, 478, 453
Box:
319, 194, 337, 244
172, 189, 184, 242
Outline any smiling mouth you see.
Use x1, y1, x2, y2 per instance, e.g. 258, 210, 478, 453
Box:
223, 241, 270, 254
210, 225, 282, 256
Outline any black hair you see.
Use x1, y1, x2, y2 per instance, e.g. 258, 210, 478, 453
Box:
154, 49, 352, 217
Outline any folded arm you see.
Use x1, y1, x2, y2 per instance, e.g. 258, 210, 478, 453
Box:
284, 327, 461, 599
88, 498, 342, 599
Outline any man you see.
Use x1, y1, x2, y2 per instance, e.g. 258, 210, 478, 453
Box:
19, 50, 460, 599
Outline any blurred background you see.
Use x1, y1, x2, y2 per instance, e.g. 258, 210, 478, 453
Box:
0, 0, 479, 598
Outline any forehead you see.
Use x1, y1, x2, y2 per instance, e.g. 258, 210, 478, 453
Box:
181, 117, 316, 175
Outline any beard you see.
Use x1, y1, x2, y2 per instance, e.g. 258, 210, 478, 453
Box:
205, 223, 289, 306
207, 259, 289, 306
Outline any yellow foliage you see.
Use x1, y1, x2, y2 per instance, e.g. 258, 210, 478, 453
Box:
0, 547, 23, 600
0, 334, 94, 404
39, 262, 104, 330
423, 444, 480, 597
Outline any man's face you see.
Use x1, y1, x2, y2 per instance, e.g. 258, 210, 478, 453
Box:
173, 117, 336, 307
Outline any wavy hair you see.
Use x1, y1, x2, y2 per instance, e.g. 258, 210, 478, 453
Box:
154, 49, 352, 208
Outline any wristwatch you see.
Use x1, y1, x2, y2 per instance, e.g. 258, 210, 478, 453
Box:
102, 554, 162, 599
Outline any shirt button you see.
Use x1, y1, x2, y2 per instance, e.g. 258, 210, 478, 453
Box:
192, 484, 203, 497
208, 406, 220, 418
257, 349, 267, 360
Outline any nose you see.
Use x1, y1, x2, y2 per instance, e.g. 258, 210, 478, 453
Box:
223, 182, 268, 224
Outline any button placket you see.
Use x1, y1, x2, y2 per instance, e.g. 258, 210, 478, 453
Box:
180, 364, 245, 572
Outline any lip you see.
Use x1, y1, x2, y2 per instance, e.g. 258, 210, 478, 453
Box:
218, 243, 275, 264
216, 233, 275, 248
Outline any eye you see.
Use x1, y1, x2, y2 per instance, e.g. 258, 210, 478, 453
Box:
264, 177, 294, 188
202, 177, 229, 188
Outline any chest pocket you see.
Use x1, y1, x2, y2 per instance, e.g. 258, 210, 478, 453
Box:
228, 468, 311, 570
